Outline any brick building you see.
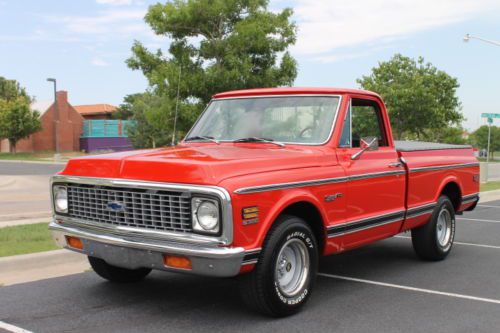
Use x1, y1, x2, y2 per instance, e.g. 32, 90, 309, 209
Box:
0, 91, 84, 153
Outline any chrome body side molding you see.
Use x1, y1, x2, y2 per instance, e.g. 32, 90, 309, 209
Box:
235, 170, 405, 194
409, 162, 480, 173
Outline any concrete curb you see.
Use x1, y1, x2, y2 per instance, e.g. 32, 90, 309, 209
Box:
0, 159, 67, 165
0, 249, 90, 286
0, 218, 51, 228
479, 189, 500, 203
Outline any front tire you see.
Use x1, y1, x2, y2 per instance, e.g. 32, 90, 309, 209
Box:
239, 215, 318, 317
411, 196, 456, 261
88, 256, 152, 283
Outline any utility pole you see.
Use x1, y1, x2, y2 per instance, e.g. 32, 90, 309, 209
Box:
46, 78, 60, 160
464, 34, 500, 183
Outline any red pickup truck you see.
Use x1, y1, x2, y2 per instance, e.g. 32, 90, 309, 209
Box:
50, 87, 479, 316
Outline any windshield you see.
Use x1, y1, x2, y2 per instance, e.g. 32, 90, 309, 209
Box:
186, 96, 341, 144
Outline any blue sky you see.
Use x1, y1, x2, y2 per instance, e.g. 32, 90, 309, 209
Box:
0, 0, 499, 131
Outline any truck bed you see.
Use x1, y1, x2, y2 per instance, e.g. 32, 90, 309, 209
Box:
395, 140, 472, 152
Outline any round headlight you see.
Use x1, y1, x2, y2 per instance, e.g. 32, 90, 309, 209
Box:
196, 200, 219, 230
54, 186, 68, 212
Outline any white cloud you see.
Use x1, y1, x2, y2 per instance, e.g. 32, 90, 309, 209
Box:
291, 0, 500, 57
96, 0, 133, 5
91, 57, 109, 66
59, 9, 147, 35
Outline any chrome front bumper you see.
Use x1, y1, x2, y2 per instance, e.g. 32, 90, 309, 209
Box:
50, 220, 248, 277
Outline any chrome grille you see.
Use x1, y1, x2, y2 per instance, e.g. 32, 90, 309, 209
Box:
66, 184, 192, 233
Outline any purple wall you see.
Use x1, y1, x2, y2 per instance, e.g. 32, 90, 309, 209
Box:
80, 137, 133, 152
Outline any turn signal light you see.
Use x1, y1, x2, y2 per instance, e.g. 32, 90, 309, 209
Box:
65, 236, 83, 250
164, 255, 192, 270
242, 206, 259, 219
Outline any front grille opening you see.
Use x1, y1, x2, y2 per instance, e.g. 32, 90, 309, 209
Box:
66, 184, 192, 233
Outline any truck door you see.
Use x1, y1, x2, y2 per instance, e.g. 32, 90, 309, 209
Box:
334, 96, 406, 249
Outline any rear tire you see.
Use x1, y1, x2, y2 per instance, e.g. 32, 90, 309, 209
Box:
239, 215, 318, 317
88, 256, 151, 283
411, 196, 456, 261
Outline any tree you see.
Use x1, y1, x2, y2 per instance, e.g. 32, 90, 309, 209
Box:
428, 126, 467, 145
357, 54, 463, 141
470, 125, 500, 158
126, 0, 297, 147
120, 92, 199, 148
0, 77, 41, 153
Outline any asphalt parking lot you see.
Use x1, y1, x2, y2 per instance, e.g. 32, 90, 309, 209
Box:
1, 200, 499, 333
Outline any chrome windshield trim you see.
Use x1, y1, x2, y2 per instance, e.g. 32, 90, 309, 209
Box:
51, 175, 234, 245
183, 94, 343, 147
409, 162, 480, 173
234, 170, 405, 194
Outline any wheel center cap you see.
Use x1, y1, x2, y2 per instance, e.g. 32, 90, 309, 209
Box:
438, 225, 443, 231
286, 262, 292, 272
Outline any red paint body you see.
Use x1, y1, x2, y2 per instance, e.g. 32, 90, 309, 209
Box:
60, 88, 480, 272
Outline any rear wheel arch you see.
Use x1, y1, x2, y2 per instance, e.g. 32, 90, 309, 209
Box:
439, 181, 462, 212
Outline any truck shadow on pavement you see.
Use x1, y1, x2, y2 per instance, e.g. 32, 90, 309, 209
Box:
4, 239, 484, 333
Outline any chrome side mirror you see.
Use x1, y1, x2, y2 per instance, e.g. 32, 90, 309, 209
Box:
351, 137, 378, 160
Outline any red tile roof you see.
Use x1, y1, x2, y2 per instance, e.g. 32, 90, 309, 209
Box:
73, 104, 117, 115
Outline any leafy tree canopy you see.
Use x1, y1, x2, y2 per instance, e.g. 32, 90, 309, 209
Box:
120, 92, 199, 148
0, 77, 41, 153
470, 125, 500, 158
125, 0, 297, 147
357, 54, 463, 141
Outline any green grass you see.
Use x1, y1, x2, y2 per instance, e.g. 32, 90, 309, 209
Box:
0, 152, 88, 162
0, 223, 59, 257
477, 157, 500, 163
481, 181, 500, 192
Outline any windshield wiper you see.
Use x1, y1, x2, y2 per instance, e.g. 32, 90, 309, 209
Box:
184, 135, 220, 144
232, 137, 285, 147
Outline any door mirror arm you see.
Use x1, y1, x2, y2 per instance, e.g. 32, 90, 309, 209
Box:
350, 137, 378, 160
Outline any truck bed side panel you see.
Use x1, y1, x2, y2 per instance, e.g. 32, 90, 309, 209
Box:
398, 148, 480, 231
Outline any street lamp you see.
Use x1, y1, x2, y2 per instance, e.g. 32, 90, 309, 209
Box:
463, 33, 500, 47
464, 34, 500, 182
46, 78, 60, 159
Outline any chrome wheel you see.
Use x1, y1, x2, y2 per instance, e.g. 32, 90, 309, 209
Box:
436, 208, 452, 247
275, 238, 310, 297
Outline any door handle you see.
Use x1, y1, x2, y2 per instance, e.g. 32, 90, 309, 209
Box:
388, 162, 403, 168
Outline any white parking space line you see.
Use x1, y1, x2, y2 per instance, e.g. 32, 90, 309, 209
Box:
394, 235, 500, 249
318, 273, 500, 305
0, 321, 33, 333
457, 217, 500, 223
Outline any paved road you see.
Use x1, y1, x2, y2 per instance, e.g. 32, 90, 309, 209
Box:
0, 161, 64, 176
1, 201, 500, 333
0, 161, 64, 221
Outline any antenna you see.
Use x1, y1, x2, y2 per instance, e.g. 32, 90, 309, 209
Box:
171, 65, 182, 146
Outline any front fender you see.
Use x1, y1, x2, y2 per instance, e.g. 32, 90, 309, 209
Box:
232, 189, 328, 251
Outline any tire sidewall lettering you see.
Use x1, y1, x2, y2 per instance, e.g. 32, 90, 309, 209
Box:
274, 228, 314, 305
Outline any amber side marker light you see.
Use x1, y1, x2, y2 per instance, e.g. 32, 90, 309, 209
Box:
242, 206, 259, 219
164, 255, 192, 270
65, 236, 83, 250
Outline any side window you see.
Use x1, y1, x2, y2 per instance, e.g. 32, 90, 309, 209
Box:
339, 98, 388, 148
339, 103, 351, 147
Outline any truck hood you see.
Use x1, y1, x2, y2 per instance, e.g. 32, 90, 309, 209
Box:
61, 144, 332, 185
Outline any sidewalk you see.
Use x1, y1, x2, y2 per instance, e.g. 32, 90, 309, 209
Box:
0, 249, 89, 286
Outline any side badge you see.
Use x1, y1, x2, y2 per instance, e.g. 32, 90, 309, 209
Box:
325, 193, 343, 202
